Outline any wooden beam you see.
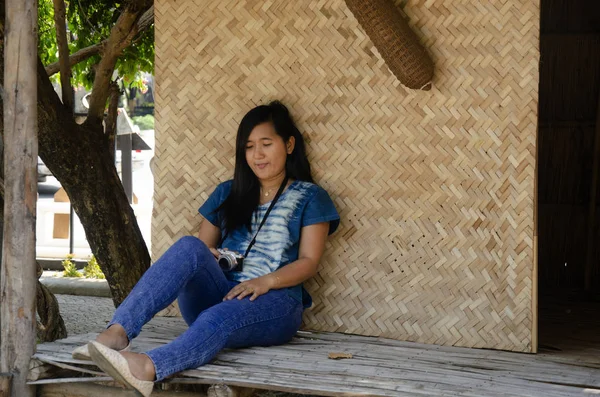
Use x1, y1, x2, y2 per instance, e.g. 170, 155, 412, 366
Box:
584, 88, 600, 292
532, 111, 539, 353
38, 383, 204, 397
0, 0, 38, 396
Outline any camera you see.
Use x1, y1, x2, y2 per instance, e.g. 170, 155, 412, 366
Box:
216, 249, 244, 272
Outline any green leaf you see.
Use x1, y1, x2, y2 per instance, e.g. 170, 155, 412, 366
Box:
38, 0, 154, 89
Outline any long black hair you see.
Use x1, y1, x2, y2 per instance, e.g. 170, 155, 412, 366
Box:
217, 101, 313, 234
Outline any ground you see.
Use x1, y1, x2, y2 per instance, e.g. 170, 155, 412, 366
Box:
55, 294, 114, 335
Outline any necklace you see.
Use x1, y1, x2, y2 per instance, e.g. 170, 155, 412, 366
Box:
261, 180, 285, 197
262, 187, 276, 197
261, 177, 289, 198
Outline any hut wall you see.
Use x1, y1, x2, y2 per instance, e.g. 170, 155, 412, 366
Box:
538, 0, 600, 291
153, 0, 540, 352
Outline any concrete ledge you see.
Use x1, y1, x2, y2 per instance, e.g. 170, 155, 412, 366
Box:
40, 276, 111, 298
38, 258, 89, 271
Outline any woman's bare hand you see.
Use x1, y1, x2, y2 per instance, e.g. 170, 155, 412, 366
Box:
209, 248, 220, 260
223, 274, 276, 302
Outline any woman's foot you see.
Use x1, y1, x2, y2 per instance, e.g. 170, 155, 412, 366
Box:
87, 342, 154, 397
121, 351, 156, 381
72, 324, 130, 360
95, 323, 129, 351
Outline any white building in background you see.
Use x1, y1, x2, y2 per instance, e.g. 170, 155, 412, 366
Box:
36, 122, 155, 260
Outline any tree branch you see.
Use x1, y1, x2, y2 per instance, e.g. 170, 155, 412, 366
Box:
137, 5, 154, 32
105, 82, 120, 162
52, 0, 73, 110
45, 6, 154, 77
86, 3, 153, 122
45, 42, 102, 76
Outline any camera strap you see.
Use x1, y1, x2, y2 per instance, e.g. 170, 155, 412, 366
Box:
243, 176, 289, 258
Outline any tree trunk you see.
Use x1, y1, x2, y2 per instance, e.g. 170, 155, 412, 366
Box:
35, 58, 151, 306
36, 262, 67, 342
0, 0, 150, 308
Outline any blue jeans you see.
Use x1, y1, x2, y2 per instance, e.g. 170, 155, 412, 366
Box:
108, 236, 303, 381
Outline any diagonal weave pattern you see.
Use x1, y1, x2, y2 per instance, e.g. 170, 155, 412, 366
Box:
153, 0, 539, 352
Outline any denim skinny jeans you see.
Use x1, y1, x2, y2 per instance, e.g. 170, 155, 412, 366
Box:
108, 236, 303, 381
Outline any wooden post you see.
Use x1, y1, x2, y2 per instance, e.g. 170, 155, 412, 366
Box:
585, 90, 600, 292
0, 0, 38, 396
0, 373, 12, 397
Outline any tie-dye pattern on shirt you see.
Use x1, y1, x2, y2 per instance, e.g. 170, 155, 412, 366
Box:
198, 179, 340, 284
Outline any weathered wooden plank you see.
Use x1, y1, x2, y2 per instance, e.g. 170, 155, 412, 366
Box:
0, 0, 38, 397
31, 355, 105, 377
167, 376, 412, 397
202, 353, 600, 389
30, 377, 113, 385
203, 340, 596, 374
32, 318, 600, 397
38, 328, 599, 377
179, 361, 588, 397
171, 369, 583, 397
31, 350, 595, 397
39, 325, 597, 372
35, 343, 600, 386
38, 383, 203, 397
28, 359, 71, 383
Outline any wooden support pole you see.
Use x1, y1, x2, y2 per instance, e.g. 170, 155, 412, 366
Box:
0, 0, 38, 396
585, 89, 600, 292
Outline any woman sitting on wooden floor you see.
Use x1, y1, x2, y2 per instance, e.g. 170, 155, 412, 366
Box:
72, 100, 340, 397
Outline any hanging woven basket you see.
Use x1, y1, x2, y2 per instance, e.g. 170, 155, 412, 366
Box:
345, 0, 434, 90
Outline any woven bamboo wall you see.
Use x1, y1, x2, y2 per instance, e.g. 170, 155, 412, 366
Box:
153, 0, 540, 351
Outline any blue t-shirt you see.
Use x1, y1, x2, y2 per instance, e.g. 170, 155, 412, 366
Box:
198, 179, 340, 307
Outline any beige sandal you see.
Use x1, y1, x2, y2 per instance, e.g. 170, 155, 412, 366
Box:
88, 341, 154, 397
72, 340, 130, 361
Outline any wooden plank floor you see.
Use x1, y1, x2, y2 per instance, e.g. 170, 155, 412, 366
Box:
32, 305, 600, 397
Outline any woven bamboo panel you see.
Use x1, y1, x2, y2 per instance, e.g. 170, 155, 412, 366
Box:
153, 0, 539, 351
